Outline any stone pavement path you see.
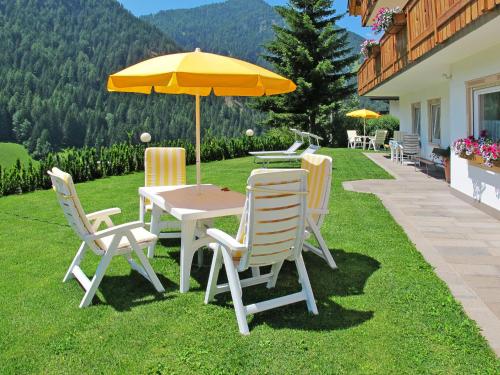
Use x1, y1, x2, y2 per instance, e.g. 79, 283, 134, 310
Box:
343, 152, 500, 356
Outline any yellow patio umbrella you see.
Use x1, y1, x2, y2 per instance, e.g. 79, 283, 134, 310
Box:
107, 48, 296, 185
346, 109, 381, 137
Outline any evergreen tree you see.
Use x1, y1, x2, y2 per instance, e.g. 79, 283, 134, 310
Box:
254, 0, 357, 139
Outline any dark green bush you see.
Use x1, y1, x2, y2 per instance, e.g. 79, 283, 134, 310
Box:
0, 129, 293, 197
364, 115, 400, 140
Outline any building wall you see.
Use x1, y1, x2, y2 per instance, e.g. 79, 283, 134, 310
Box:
449, 46, 500, 211
390, 45, 500, 211
396, 81, 450, 159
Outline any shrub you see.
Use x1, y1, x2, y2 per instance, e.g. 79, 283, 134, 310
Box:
364, 115, 400, 139
0, 129, 294, 197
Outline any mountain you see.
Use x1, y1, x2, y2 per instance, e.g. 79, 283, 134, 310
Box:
143, 0, 365, 66
0, 0, 262, 157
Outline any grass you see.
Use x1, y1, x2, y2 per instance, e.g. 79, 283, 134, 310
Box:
0, 142, 35, 169
0, 148, 498, 374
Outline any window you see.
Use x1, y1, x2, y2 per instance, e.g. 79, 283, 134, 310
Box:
428, 99, 441, 144
473, 86, 500, 140
411, 103, 421, 135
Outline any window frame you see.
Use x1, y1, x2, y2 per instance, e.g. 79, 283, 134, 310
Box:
473, 85, 500, 139
466, 72, 500, 136
427, 98, 441, 145
411, 102, 421, 136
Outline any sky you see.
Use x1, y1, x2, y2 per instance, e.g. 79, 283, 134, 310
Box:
117, 0, 371, 37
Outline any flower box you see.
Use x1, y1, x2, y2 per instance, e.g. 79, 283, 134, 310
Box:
459, 153, 500, 173
386, 13, 406, 34
368, 45, 381, 57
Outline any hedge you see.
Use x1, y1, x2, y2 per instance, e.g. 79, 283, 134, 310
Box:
0, 129, 294, 197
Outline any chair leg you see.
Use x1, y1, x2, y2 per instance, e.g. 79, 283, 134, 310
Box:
220, 247, 249, 335
139, 195, 147, 224
295, 254, 318, 315
310, 222, 337, 269
204, 245, 223, 303
131, 244, 165, 293
79, 248, 115, 308
148, 205, 162, 258
266, 261, 284, 289
63, 242, 87, 282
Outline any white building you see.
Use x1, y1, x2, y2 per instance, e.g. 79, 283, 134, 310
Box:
349, 0, 500, 212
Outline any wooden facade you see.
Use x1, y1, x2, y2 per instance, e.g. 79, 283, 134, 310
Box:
356, 0, 500, 96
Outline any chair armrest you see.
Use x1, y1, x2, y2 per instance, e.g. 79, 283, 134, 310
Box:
206, 228, 247, 251
84, 221, 145, 241
86, 208, 121, 221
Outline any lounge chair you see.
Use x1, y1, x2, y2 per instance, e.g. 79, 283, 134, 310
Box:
254, 132, 322, 166
204, 169, 318, 334
301, 154, 337, 269
249, 128, 304, 156
367, 129, 388, 151
140, 147, 186, 242
48, 167, 164, 308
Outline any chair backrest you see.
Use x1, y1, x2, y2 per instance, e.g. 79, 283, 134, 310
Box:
402, 134, 420, 154
347, 130, 357, 142
301, 154, 332, 226
236, 169, 308, 270
299, 144, 320, 156
286, 140, 303, 153
393, 130, 405, 142
145, 147, 186, 187
374, 130, 388, 145
48, 168, 104, 253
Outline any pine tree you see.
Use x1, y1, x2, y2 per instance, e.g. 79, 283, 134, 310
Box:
254, 0, 357, 139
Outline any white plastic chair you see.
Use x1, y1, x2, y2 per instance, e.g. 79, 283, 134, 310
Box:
389, 131, 405, 161
48, 168, 165, 308
249, 128, 304, 156
367, 130, 388, 151
204, 169, 318, 334
140, 147, 186, 239
347, 130, 361, 149
301, 154, 337, 269
399, 134, 420, 165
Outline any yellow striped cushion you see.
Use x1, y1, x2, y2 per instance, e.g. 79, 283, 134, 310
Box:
145, 147, 186, 187
301, 154, 331, 222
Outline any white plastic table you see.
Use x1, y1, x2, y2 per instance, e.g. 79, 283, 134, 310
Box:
357, 135, 371, 149
139, 184, 246, 293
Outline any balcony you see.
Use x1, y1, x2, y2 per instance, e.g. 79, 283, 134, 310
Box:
356, 0, 500, 96
348, 0, 407, 26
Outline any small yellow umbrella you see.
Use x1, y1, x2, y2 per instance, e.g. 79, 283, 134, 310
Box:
108, 48, 296, 185
346, 109, 381, 137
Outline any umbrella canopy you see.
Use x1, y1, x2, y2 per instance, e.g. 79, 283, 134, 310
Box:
346, 109, 381, 137
108, 48, 296, 185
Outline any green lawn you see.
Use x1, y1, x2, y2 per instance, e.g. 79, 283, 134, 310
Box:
0, 148, 498, 374
0, 142, 34, 169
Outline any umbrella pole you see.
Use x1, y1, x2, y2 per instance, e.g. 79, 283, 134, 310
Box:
196, 95, 201, 186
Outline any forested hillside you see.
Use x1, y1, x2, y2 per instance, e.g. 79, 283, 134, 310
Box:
0, 0, 262, 157
143, 0, 365, 66
143, 0, 387, 113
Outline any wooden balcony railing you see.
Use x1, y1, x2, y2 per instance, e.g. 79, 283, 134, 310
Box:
357, 0, 499, 95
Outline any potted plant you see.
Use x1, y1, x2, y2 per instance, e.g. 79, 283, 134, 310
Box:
372, 7, 406, 35
431, 147, 451, 183
361, 39, 380, 59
